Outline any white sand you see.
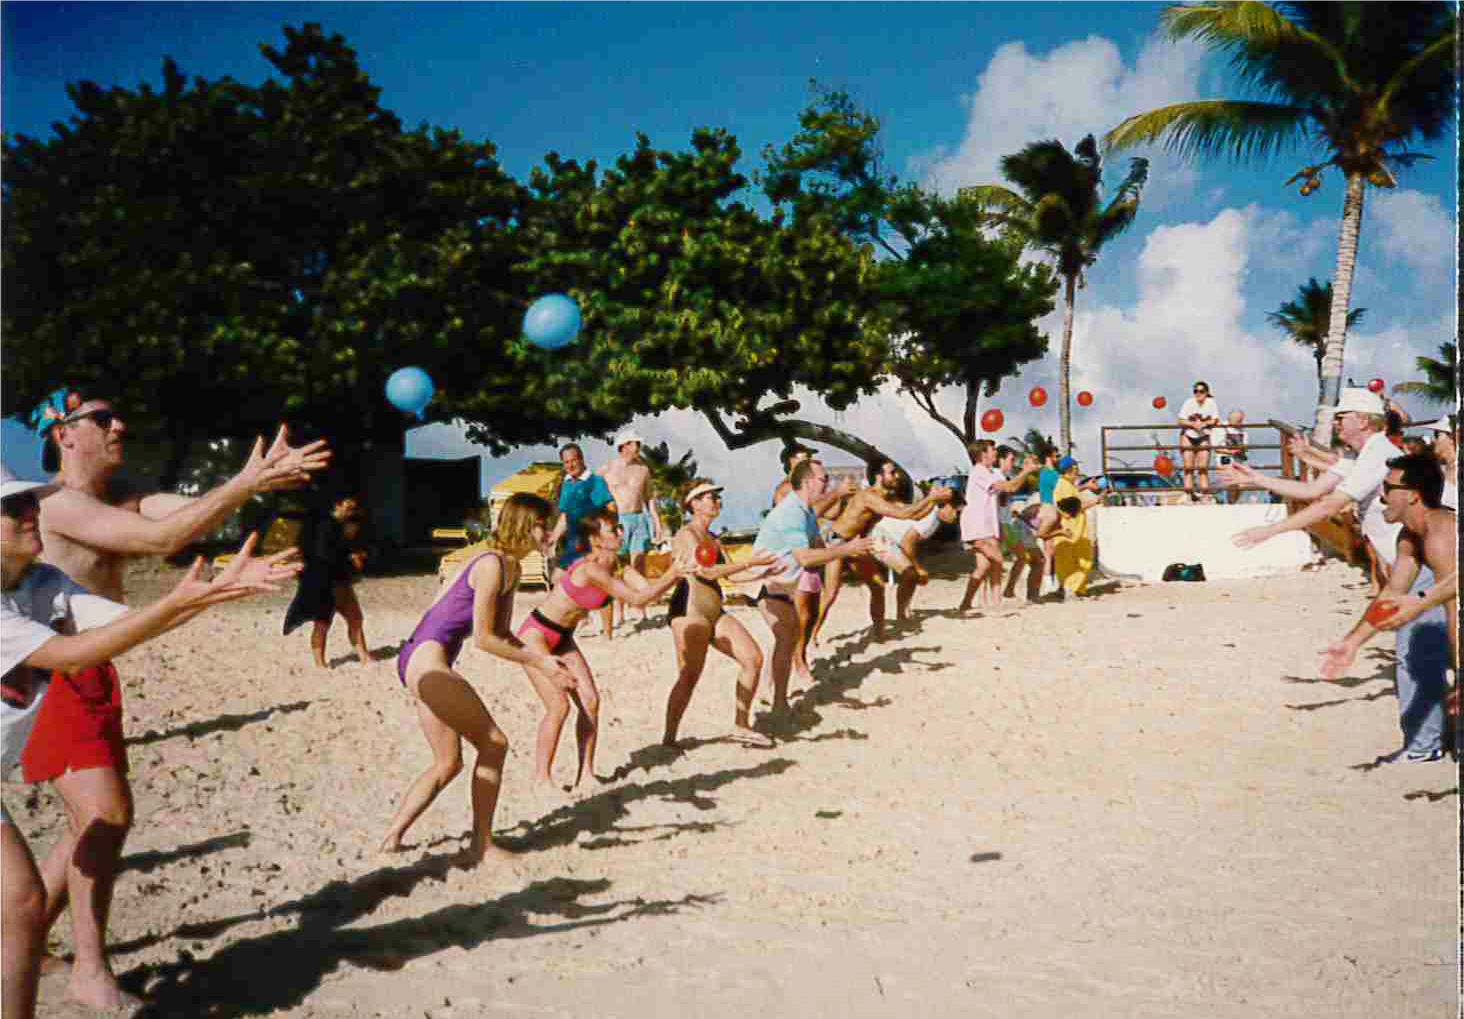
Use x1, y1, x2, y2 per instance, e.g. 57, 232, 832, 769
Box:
8, 550, 1456, 1018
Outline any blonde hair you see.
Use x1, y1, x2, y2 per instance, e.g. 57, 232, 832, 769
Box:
487, 493, 553, 555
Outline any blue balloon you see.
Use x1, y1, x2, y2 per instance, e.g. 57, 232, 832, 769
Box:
386, 367, 434, 420
523, 294, 582, 350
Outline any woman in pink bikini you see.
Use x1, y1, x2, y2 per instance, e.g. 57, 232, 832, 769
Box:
519, 508, 688, 791
381, 493, 570, 865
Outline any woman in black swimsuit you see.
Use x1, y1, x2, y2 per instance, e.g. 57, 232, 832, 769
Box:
663, 483, 777, 748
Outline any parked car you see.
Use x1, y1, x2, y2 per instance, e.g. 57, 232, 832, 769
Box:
1099, 471, 1183, 507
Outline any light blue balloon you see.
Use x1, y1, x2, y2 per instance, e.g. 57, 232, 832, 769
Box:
523, 293, 582, 350
386, 367, 434, 420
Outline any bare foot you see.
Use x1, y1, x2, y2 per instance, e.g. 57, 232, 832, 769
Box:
459, 840, 521, 870
729, 725, 775, 749
68, 969, 145, 1013
378, 833, 406, 854
39, 952, 70, 976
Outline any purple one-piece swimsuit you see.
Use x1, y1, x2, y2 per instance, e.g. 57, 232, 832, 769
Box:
396, 552, 498, 686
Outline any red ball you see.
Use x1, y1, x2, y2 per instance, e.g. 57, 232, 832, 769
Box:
981, 408, 1004, 433
1154, 455, 1175, 478
1077, 390, 1094, 407
1364, 599, 1399, 625
1367, 378, 1385, 394
1152, 395, 1167, 410
1028, 386, 1047, 407
695, 542, 718, 568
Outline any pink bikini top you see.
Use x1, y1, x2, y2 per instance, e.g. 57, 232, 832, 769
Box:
560, 563, 610, 610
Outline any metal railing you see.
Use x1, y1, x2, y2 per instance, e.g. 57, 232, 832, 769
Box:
1098, 422, 1289, 504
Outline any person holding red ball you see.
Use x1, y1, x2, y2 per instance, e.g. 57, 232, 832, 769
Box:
662, 483, 777, 748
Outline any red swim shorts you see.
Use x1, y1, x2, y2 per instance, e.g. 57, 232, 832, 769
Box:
20, 661, 128, 783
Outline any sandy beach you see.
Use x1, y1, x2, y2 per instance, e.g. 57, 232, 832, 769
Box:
7, 547, 1456, 1018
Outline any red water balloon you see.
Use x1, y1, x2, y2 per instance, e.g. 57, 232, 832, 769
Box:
1363, 599, 1399, 626
695, 542, 718, 568
1367, 378, 1385, 394
1077, 390, 1094, 407
1154, 455, 1175, 478
981, 408, 1004, 433
1028, 386, 1047, 407
1152, 395, 1167, 410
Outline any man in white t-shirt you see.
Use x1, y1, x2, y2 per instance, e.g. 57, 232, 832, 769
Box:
1177, 380, 1221, 501
1225, 387, 1393, 552
1421, 418, 1457, 511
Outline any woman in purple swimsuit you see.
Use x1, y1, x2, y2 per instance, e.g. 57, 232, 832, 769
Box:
518, 508, 688, 792
381, 493, 569, 865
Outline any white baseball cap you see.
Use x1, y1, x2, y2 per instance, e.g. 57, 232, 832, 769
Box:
1334, 387, 1385, 416
1421, 418, 1455, 435
615, 429, 646, 449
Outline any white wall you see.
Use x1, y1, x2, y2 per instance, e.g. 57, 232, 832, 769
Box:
1095, 504, 1316, 583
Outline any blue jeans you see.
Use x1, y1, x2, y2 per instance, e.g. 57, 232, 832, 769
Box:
1395, 565, 1450, 757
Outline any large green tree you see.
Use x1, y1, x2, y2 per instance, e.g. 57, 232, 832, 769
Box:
2, 24, 609, 485
509, 128, 899, 469
1266, 278, 1365, 404
1105, 1, 1457, 440
763, 87, 1060, 463
959, 135, 1148, 454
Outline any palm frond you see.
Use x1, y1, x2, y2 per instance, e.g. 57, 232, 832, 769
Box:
1104, 99, 1309, 162
955, 185, 1032, 217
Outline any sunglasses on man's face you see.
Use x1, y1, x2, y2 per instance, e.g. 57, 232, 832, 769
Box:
1381, 480, 1414, 496
0, 492, 40, 518
66, 408, 118, 430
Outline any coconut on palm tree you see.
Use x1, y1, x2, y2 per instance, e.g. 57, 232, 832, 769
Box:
959, 135, 1148, 453
1105, 1, 1457, 441
1392, 342, 1457, 408
1266, 278, 1366, 404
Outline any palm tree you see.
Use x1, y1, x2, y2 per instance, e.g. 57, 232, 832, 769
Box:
639, 441, 699, 535
959, 135, 1148, 453
1105, 2, 1457, 440
1392, 342, 1457, 407
1266, 278, 1365, 404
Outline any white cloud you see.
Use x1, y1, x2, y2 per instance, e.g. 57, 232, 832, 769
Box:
917, 33, 1209, 212
1365, 187, 1456, 280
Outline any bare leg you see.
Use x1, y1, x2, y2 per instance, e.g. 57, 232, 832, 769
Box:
758, 595, 799, 711
959, 544, 990, 611
42, 767, 138, 1012
521, 642, 573, 790
598, 603, 615, 640
561, 651, 601, 788
712, 615, 769, 744
809, 559, 844, 646
867, 577, 887, 641
791, 590, 817, 688
1181, 444, 1197, 498
664, 619, 711, 745
1002, 549, 1025, 599
310, 619, 330, 668
2, 823, 46, 1019
380, 696, 464, 852
1195, 449, 1211, 495
334, 584, 369, 664
1025, 548, 1045, 602
894, 569, 918, 620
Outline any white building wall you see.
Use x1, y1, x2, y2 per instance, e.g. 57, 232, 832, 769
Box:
1095, 504, 1316, 583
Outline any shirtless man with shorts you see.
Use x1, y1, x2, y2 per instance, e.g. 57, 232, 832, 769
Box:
597, 431, 663, 632
809, 461, 952, 645
26, 386, 329, 1011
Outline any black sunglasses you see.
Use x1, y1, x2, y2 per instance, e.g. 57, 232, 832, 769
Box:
65, 408, 118, 430
0, 491, 40, 518
1380, 480, 1414, 496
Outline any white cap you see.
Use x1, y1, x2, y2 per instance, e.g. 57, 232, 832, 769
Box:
615, 429, 646, 450
1421, 418, 1455, 435
0, 463, 53, 500
1334, 387, 1385, 416
682, 482, 724, 507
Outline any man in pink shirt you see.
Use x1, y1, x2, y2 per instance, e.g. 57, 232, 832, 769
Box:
958, 441, 1040, 611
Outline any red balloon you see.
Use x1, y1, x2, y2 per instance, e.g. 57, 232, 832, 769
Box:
1364, 599, 1399, 626
1028, 386, 1047, 407
981, 408, 1004, 433
1154, 455, 1175, 478
1152, 395, 1167, 410
1367, 378, 1385, 394
1077, 390, 1094, 407
695, 542, 718, 568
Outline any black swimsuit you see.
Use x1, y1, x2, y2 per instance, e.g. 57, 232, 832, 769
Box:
668, 544, 725, 621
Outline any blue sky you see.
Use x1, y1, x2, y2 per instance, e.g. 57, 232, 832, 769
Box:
3, 2, 1456, 529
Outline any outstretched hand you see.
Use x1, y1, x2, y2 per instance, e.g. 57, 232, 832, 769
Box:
168, 534, 293, 613
242, 425, 333, 494
1367, 594, 1423, 632
1317, 640, 1356, 680
1217, 463, 1251, 489
1233, 525, 1271, 550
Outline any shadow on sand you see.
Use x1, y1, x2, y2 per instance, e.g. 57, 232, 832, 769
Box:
127, 853, 716, 1017
126, 701, 313, 748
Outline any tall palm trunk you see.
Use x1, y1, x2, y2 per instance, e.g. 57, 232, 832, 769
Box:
1059, 273, 1077, 454
1313, 170, 1367, 443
